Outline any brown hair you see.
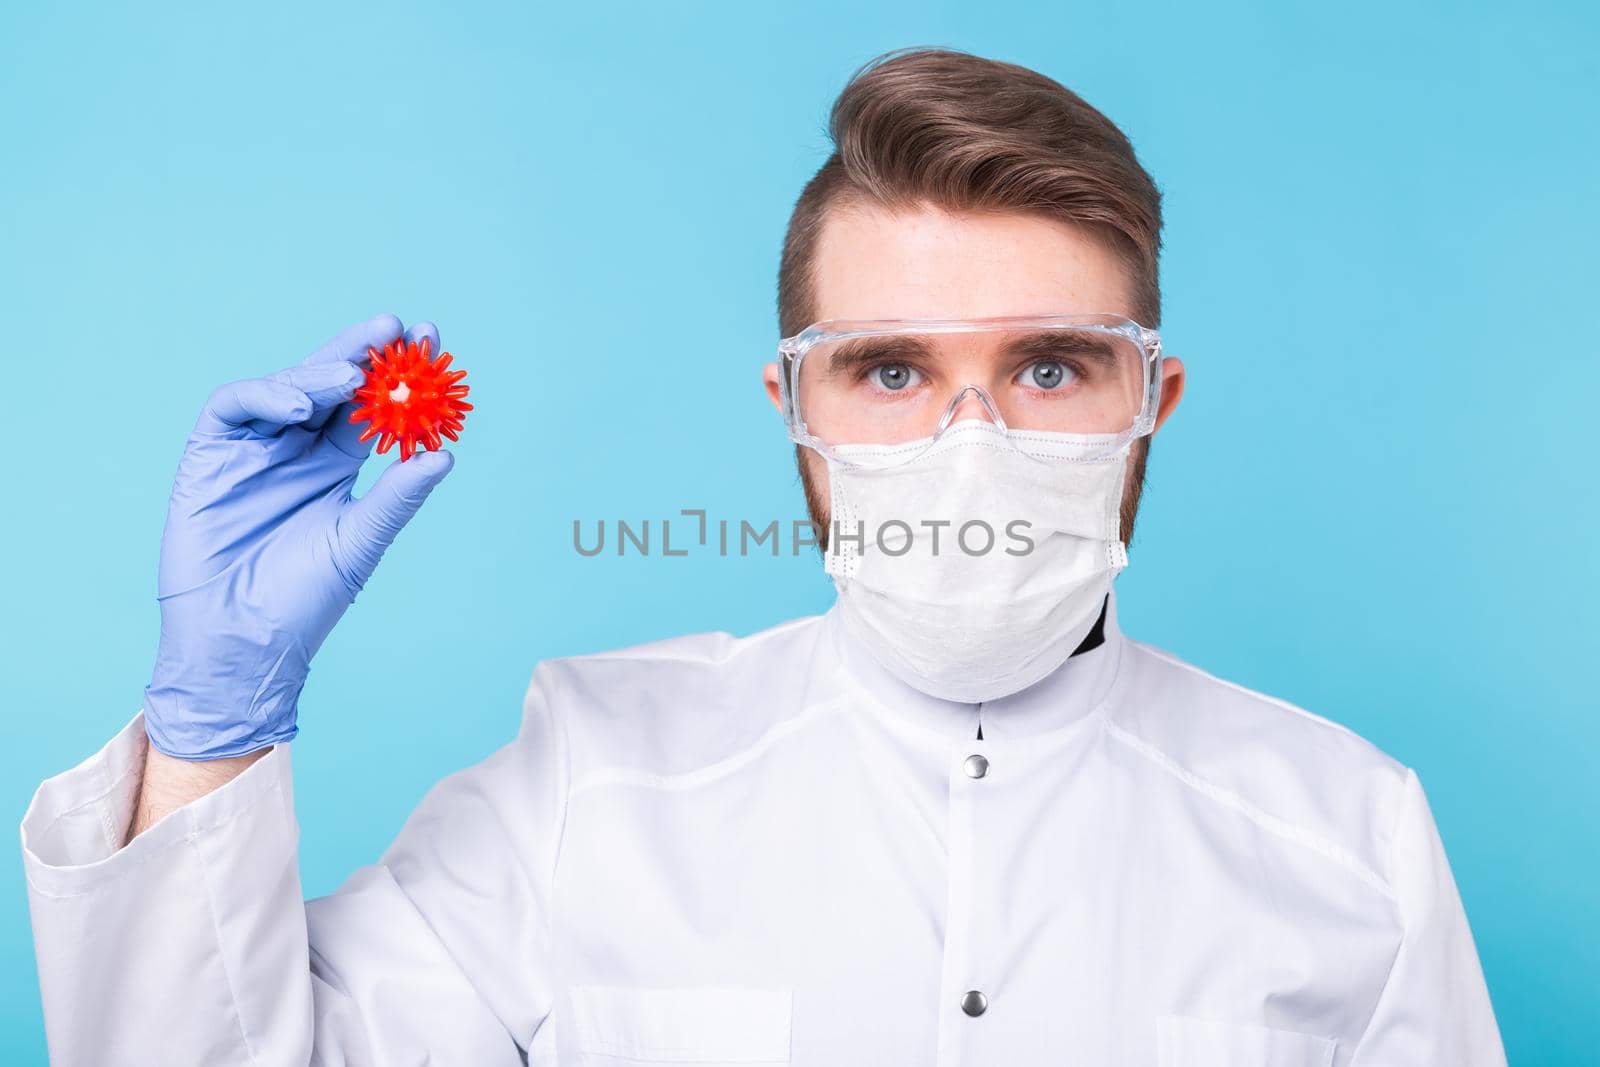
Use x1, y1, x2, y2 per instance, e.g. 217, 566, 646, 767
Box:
778, 46, 1164, 336
778, 47, 1166, 545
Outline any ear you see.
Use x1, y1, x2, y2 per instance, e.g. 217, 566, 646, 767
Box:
1153, 355, 1185, 432
762, 361, 785, 414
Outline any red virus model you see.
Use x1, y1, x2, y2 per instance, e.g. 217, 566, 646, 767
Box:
348, 336, 473, 461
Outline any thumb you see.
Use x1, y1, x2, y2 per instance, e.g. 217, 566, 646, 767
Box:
334, 449, 456, 592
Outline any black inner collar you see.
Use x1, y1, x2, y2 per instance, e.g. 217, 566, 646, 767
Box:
975, 594, 1108, 741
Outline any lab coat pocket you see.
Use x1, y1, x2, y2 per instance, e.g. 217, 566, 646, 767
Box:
1155, 1014, 1337, 1067
568, 984, 793, 1066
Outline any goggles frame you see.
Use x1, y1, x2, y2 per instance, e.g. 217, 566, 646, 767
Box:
775, 312, 1166, 467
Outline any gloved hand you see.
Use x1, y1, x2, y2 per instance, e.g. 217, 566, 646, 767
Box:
143, 314, 457, 759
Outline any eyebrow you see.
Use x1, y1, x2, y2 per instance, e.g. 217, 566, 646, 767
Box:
823, 334, 939, 375
1002, 330, 1123, 368
821, 330, 1121, 375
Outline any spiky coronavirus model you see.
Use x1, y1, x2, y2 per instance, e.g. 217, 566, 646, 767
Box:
348, 337, 472, 461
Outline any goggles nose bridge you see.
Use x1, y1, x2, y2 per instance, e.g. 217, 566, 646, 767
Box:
935, 384, 1010, 437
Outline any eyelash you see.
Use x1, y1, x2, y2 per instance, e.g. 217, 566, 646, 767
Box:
857, 358, 1085, 388
857, 361, 928, 390
1017, 358, 1087, 389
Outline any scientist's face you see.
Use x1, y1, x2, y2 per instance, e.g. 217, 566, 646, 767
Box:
763, 200, 1186, 542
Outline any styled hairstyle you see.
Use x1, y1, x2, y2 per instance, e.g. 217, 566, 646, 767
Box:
778, 46, 1164, 336
777, 48, 1167, 545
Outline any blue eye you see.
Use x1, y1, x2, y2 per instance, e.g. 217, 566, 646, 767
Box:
873, 364, 922, 391
1019, 360, 1074, 390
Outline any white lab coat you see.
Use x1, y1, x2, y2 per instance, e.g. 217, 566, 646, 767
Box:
22, 593, 1506, 1065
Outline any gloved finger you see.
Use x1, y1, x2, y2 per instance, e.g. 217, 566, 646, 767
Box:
196, 377, 314, 434
301, 312, 405, 368
295, 313, 404, 432
319, 319, 443, 451
332, 449, 456, 593
404, 320, 440, 359
267, 360, 369, 418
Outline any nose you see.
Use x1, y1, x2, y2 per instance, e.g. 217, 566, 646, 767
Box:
937, 385, 1009, 434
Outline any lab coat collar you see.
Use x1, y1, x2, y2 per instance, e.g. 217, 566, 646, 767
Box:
818, 587, 1125, 744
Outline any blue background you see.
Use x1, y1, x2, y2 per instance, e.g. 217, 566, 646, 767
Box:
2, 1, 1594, 1061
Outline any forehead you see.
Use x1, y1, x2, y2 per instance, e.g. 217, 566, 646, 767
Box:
810, 200, 1136, 324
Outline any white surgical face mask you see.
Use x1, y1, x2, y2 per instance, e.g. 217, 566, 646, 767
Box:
824, 420, 1130, 704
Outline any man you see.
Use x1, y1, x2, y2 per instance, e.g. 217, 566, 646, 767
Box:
22, 48, 1506, 1065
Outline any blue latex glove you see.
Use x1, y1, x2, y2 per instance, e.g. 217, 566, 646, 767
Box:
143, 314, 457, 759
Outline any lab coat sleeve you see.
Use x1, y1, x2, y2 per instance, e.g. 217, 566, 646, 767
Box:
1350, 767, 1507, 1066
21, 668, 570, 1067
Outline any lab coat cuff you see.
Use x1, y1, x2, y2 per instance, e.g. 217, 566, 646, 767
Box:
20, 709, 295, 899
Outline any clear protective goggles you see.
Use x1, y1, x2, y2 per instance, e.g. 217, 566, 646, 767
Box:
775, 312, 1165, 468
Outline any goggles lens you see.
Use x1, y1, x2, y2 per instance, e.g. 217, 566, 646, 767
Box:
792, 322, 1151, 456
